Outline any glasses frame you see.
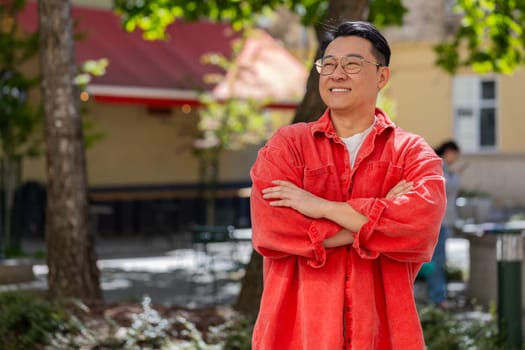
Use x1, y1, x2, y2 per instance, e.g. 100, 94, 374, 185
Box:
314, 55, 383, 75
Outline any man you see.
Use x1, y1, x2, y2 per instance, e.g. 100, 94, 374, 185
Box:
428, 140, 462, 309
250, 21, 446, 349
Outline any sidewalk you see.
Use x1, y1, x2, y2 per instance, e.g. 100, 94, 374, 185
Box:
5, 233, 252, 309
4, 235, 470, 310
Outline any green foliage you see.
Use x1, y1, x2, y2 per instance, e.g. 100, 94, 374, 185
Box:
76, 58, 109, 148
220, 315, 254, 350
369, 0, 407, 28
0, 291, 74, 350
419, 304, 505, 350
114, 0, 525, 75
435, 0, 525, 74
0, 70, 42, 160
44, 295, 253, 350
0, 0, 42, 161
193, 31, 274, 157
0, 292, 513, 350
120, 296, 171, 349
0, 0, 39, 67
194, 95, 272, 154
74, 58, 109, 89
113, 0, 407, 41
114, 0, 289, 39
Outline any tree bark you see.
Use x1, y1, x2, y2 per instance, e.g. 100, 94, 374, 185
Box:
236, 0, 370, 315
234, 250, 263, 316
39, 0, 101, 300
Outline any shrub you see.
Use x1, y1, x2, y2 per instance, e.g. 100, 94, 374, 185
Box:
0, 291, 73, 350
419, 304, 505, 350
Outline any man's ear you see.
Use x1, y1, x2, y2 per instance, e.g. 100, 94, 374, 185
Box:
378, 66, 390, 90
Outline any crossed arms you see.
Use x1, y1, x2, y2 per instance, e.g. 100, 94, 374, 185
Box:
262, 179, 413, 248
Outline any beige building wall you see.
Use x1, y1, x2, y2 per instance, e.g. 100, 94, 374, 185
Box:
387, 46, 525, 206
23, 99, 273, 187
498, 68, 525, 153
387, 42, 453, 148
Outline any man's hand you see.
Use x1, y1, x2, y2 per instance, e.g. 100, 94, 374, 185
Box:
262, 180, 327, 219
385, 180, 413, 199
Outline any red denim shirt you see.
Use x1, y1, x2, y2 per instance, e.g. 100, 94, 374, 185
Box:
250, 108, 446, 350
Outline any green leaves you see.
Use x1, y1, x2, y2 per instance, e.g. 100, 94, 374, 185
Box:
114, 0, 525, 75
369, 0, 407, 28
114, 0, 288, 40
194, 93, 272, 153
435, 0, 525, 74
74, 58, 109, 89
0, 69, 42, 161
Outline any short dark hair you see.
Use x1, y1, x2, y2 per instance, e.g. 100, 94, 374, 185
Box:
435, 140, 460, 157
319, 21, 391, 67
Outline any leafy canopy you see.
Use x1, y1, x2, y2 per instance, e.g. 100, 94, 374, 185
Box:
113, 0, 406, 39
114, 0, 525, 74
435, 0, 525, 74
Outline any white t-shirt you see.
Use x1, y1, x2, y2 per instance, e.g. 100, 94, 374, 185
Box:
340, 117, 376, 168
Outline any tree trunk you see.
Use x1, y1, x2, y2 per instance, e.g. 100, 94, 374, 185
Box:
234, 250, 263, 316
236, 0, 370, 315
0, 157, 21, 257
39, 0, 101, 300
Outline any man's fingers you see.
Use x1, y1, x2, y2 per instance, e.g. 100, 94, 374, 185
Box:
386, 180, 413, 199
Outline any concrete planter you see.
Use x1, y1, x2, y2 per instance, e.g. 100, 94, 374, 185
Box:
0, 258, 35, 284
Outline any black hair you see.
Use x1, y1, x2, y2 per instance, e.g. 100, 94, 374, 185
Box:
435, 140, 460, 157
319, 21, 391, 67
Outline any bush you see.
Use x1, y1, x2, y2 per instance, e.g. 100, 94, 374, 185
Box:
1, 291, 513, 350
419, 304, 505, 350
0, 291, 73, 350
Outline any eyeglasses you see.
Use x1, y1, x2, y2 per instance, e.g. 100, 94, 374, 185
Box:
314, 56, 383, 75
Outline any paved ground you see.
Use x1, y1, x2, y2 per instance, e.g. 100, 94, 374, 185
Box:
2, 234, 470, 310
3, 233, 253, 309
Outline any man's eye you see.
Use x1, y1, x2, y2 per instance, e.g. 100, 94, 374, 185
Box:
345, 61, 360, 67
323, 62, 336, 67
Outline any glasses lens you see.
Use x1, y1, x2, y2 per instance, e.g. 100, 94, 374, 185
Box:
341, 57, 362, 74
316, 57, 337, 75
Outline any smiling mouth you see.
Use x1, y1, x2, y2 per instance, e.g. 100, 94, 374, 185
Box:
330, 88, 351, 92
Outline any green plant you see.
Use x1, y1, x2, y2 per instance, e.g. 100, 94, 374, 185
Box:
419, 303, 505, 350
0, 291, 74, 350
220, 315, 254, 350
121, 296, 171, 349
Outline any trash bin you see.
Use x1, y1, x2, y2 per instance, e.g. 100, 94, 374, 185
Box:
497, 230, 524, 349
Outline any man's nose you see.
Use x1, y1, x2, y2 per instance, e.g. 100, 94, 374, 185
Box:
331, 63, 348, 79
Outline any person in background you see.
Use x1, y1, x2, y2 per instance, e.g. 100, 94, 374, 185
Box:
249, 20, 446, 350
427, 140, 462, 309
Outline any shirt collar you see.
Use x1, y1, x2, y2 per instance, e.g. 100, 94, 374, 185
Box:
311, 107, 395, 138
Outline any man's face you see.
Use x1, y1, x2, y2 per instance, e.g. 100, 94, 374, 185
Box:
318, 36, 389, 116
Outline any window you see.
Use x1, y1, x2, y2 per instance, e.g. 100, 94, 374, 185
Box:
452, 76, 497, 152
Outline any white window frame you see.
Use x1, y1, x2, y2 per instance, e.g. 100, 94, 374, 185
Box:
452, 75, 498, 153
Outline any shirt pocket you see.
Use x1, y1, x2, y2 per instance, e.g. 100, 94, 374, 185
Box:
353, 161, 403, 198
303, 165, 341, 200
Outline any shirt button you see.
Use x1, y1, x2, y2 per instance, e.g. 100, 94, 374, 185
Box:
345, 306, 351, 312
345, 275, 350, 281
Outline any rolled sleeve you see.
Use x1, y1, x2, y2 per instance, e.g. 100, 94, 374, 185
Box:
306, 219, 342, 268
351, 198, 387, 259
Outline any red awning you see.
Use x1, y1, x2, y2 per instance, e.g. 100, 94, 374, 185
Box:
17, 2, 307, 109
